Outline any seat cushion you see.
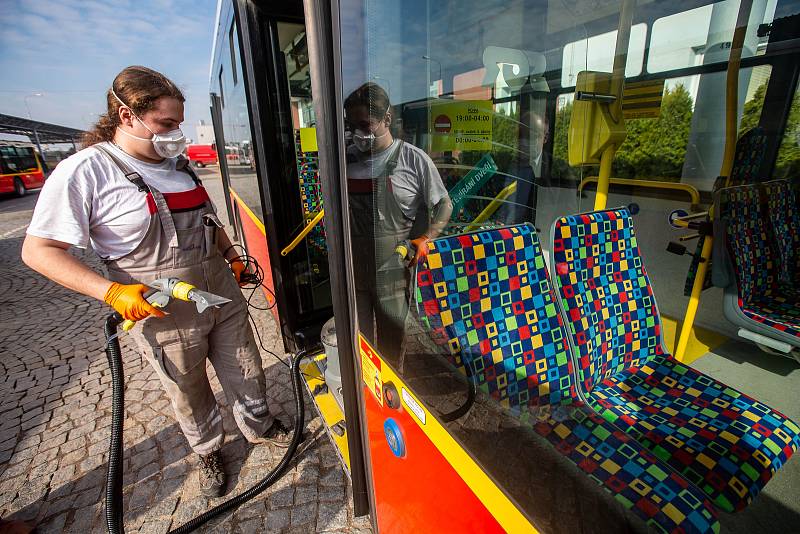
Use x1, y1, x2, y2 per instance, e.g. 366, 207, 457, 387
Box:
531, 401, 720, 533
587, 354, 800, 512
741, 284, 800, 340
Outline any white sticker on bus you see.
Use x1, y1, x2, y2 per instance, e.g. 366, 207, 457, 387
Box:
401, 388, 426, 425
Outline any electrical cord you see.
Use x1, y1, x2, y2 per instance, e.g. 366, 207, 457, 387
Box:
224, 244, 291, 369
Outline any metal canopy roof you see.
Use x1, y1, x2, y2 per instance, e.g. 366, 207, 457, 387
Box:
0, 113, 86, 143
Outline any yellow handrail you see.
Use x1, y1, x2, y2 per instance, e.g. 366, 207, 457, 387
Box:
675, 0, 753, 361
579, 176, 701, 205
465, 181, 518, 231
281, 209, 325, 256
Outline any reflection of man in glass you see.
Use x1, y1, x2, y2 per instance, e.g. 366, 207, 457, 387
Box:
503, 107, 550, 223
345, 82, 453, 360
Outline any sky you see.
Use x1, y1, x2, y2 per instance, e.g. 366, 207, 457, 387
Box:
0, 0, 218, 141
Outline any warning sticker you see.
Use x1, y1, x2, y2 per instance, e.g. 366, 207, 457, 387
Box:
401, 388, 426, 425
430, 100, 493, 152
359, 334, 383, 406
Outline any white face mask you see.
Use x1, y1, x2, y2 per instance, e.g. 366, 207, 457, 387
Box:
113, 90, 186, 158
353, 128, 389, 153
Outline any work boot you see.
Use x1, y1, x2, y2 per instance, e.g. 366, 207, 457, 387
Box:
198, 450, 226, 497
261, 418, 293, 448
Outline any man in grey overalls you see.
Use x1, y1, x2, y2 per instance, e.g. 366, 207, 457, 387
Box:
23, 68, 289, 498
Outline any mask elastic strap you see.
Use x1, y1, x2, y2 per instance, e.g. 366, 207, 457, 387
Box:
111, 89, 156, 136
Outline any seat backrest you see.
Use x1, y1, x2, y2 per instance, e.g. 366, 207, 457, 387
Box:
728, 127, 767, 187
551, 208, 665, 394
763, 180, 800, 285
415, 224, 575, 409
717, 184, 777, 304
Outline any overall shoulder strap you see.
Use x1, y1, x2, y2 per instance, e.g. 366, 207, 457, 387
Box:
176, 157, 202, 186
94, 144, 180, 249
93, 144, 150, 193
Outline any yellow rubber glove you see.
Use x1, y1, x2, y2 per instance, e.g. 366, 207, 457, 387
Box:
410, 235, 430, 265
103, 282, 166, 321
230, 259, 247, 286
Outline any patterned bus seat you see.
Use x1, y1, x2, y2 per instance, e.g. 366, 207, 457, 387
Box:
415, 225, 720, 533
763, 180, 800, 286
551, 208, 800, 513
716, 184, 800, 347
727, 127, 767, 187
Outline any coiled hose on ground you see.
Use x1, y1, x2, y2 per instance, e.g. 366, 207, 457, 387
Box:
103, 312, 311, 534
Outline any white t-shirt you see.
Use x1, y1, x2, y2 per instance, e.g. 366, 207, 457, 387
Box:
346, 139, 449, 234
27, 142, 197, 260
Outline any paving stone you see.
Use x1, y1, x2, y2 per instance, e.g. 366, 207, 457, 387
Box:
70, 503, 100, 532
139, 519, 172, 534
264, 507, 291, 531
290, 503, 316, 527
295, 484, 318, 505
129, 478, 159, 510
317, 502, 349, 531
51, 464, 76, 486
37, 511, 68, 533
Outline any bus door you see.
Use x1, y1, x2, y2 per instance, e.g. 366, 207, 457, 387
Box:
210, 0, 373, 517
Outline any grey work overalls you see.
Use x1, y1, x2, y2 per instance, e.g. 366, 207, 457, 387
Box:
95, 144, 273, 455
348, 140, 417, 361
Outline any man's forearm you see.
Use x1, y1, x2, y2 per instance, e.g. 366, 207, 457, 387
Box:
217, 228, 237, 261
426, 196, 453, 239
21, 236, 113, 302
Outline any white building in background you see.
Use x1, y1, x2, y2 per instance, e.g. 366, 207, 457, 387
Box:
196, 121, 215, 145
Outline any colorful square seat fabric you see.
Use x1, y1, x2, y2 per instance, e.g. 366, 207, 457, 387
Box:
415, 224, 575, 409
414, 225, 721, 533
717, 184, 800, 344
763, 180, 800, 286
551, 209, 800, 513
742, 287, 800, 339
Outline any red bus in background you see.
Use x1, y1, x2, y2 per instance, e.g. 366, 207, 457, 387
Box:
0, 141, 45, 197
186, 144, 219, 167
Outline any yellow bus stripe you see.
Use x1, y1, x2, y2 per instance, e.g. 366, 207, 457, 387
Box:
228, 187, 266, 236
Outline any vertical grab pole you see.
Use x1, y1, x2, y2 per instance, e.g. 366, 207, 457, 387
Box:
675, 0, 753, 361
594, 0, 635, 210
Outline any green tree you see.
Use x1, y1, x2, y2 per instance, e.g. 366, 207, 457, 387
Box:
612, 84, 694, 180
774, 87, 800, 180
739, 81, 768, 136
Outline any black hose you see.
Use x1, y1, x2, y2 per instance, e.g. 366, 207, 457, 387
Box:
104, 312, 125, 534
439, 354, 477, 422
103, 313, 313, 534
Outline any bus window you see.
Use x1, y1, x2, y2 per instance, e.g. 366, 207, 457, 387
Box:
336, 0, 800, 531
773, 80, 800, 180
562, 24, 648, 88
647, 0, 775, 74
339, 0, 597, 526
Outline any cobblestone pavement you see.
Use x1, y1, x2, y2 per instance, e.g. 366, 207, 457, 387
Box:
0, 187, 372, 533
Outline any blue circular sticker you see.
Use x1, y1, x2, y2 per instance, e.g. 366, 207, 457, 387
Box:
383, 418, 406, 458
669, 209, 689, 229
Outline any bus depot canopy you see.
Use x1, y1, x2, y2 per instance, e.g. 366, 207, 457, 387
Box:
0, 113, 85, 144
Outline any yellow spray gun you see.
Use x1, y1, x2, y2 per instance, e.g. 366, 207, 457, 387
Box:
121, 277, 232, 331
